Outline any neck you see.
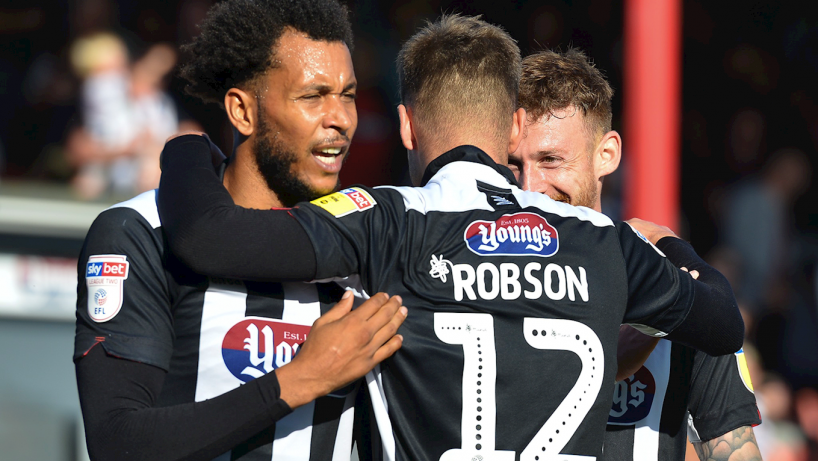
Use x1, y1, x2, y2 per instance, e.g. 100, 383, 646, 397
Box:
415, 135, 506, 183
223, 138, 285, 209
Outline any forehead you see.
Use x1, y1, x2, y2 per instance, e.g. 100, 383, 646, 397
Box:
266, 29, 354, 88
518, 109, 591, 156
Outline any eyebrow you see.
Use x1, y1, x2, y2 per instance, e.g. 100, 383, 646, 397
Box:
301, 81, 357, 93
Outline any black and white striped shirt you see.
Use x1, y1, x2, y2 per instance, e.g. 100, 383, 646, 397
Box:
602, 342, 760, 461
154, 139, 745, 461
75, 190, 357, 460
290, 146, 726, 460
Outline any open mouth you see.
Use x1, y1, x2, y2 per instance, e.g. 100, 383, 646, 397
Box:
314, 147, 342, 166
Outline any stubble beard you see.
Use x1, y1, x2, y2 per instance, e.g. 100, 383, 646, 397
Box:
548, 173, 598, 209
572, 173, 599, 209
253, 113, 340, 207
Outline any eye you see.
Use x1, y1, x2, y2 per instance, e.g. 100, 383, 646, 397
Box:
341, 92, 357, 101
540, 155, 563, 167
506, 162, 521, 180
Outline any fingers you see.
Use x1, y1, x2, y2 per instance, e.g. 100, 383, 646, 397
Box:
315, 290, 355, 325
626, 217, 678, 244
369, 303, 408, 350
680, 267, 700, 280
350, 292, 392, 320
364, 294, 403, 325
166, 131, 207, 143
371, 334, 404, 364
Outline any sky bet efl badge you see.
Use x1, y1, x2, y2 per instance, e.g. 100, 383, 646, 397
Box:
311, 187, 376, 218
86, 255, 129, 322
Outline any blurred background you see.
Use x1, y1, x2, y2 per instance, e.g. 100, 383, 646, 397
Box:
0, 0, 816, 459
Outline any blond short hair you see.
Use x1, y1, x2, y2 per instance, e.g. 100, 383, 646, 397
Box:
397, 14, 521, 150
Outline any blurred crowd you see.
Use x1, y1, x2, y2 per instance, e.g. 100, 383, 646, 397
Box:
706, 141, 818, 461
1, 0, 817, 460
65, 32, 197, 199
0, 0, 404, 199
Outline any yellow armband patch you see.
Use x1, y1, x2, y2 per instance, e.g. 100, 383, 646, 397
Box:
310, 187, 377, 218
735, 348, 754, 393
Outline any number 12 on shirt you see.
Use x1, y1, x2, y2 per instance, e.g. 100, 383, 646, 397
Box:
434, 313, 603, 461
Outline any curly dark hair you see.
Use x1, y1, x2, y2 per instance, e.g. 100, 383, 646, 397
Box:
180, 0, 353, 105
519, 48, 614, 142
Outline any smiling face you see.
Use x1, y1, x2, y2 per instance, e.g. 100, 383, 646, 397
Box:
508, 108, 601, 211
253, 30, 357, 203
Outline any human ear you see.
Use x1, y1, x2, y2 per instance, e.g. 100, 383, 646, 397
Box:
224, 87, 256, 137
595, 130, 622, 178
397, 104, 417, 151
508, 108, 527, 154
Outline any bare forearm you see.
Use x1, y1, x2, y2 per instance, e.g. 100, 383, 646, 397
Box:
615, 324, 659, 381
693, 426, 762, 461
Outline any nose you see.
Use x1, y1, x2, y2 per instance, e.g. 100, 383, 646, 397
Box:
324, 95, 355, 134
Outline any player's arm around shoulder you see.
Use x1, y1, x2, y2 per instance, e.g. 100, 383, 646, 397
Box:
619, 218, 744, 356
615, 325, 660, 381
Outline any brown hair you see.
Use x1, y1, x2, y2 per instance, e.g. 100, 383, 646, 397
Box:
519, 49, 614, 144
396, 14, 521, 150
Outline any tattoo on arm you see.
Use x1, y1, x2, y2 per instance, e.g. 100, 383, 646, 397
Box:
693, 426, 763, 461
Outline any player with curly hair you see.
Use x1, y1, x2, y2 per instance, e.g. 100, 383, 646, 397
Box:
73, 1, 406, 460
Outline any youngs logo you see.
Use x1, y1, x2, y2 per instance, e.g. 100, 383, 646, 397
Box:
222, 318, 311, 382
464, 212, 558, 257
607, 366, 656, 425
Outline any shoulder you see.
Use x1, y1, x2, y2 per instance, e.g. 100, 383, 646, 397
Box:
515, 191, 615, 230
691, 348, 753, 392
104, 189, 161, 228
83, 190, 163, 255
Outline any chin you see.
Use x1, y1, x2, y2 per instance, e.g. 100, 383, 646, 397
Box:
310, 178, 341, 197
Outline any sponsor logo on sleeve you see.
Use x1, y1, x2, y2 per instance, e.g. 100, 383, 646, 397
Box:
735, 348, 754, 392
607, 366, 656, 425
310, 187, 377, 218
464, 212, 558, 257
85, 255, 129, 322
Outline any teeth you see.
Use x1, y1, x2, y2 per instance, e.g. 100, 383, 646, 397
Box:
319, 148, 341, 155
316, 155, 337, 165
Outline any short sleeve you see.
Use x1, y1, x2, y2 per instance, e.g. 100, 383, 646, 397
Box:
74, 206, 175, 370
617, 222, 696, 336
289, 186, 407, 293
687, 349, 761, 442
